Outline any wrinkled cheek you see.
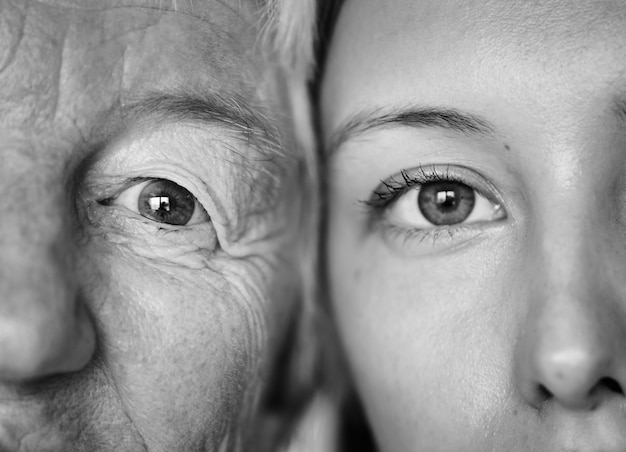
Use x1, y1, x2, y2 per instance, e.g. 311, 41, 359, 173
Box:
84, 243, 270, 451
0, 364, 144, 451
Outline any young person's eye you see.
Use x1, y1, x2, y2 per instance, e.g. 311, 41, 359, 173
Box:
384, 179, 503, 228
363, 165, 506, 249
99, 178, 210, 226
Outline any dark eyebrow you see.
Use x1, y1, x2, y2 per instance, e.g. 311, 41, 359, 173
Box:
121, 90, 283, 157
327, 106, 496, 156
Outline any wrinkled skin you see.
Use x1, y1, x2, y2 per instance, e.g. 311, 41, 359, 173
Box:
322, 1, 626, 451
0, 1, 305, 451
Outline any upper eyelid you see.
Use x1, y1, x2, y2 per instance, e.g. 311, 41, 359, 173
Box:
364, 165, 504, 208
72, 91, 284, 188
88, 154, 229, 220
99, 176, 209, 211
86, 120, 286, 222
365, 166, 458, 203
98, 177, 161, 206
76, 91, 285, 206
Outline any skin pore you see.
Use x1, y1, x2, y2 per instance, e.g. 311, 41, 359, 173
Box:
322, 0, 626, 451
0, 0, 310, 451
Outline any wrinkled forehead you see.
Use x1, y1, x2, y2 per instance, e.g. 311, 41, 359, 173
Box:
31, 0, 261, 24
10, 0, 263, 52
0, 0, 276, 134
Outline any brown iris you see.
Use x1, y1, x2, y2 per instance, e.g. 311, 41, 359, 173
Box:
138, 179, 196, 225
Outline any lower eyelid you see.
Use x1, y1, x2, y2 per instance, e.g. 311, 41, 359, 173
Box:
89, 209, 220, 251
374, 221, 482, 254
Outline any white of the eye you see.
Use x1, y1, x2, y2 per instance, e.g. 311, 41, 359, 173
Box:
386, 186, 500, 229
111, 180, 208, 225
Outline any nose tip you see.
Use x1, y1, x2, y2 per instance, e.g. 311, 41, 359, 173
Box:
0, 247, 96, 382
516, 291, 626, 411
534, 347, 622, 409
0, 298, 96, 381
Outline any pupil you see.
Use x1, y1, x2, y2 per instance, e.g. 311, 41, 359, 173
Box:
418, 181, 475, 225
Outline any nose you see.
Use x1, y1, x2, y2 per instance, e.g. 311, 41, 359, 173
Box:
0, 179, 96, 381
515, 230, 626, 410
516, 297, 625, 410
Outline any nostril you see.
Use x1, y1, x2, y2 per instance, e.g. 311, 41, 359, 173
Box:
538, 384, 553, 401
599, 377, 624, 396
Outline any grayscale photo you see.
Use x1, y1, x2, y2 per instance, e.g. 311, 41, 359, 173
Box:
1, 0, 625, 451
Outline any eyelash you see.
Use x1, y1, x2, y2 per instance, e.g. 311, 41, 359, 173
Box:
363, 164, 459, 209
361, 164, 503, 246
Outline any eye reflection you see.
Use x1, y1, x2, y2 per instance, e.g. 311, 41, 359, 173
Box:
103, 179, 210, 226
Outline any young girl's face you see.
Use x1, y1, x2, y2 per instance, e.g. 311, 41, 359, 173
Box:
321, 1, 626, 450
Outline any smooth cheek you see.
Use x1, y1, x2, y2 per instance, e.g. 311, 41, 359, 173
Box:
329, 217, 524, 451
88, 238, 271, 450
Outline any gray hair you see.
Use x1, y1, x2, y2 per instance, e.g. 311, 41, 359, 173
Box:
260, 0, 318, 78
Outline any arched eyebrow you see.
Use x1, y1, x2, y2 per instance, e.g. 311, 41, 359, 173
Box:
326, 106, 496, 156
121, 90, 283, 157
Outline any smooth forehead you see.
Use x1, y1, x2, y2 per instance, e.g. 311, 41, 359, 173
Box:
323, 0, 626, 133
328, 0, 626, 79
336, 0, 626, 46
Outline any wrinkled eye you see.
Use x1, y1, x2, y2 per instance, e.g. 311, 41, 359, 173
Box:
103, 179, 210, 226
387, 180, 503, 228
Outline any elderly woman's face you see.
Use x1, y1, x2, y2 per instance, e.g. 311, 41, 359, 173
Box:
0, 0, 305, 450
322, 0, 626, 450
